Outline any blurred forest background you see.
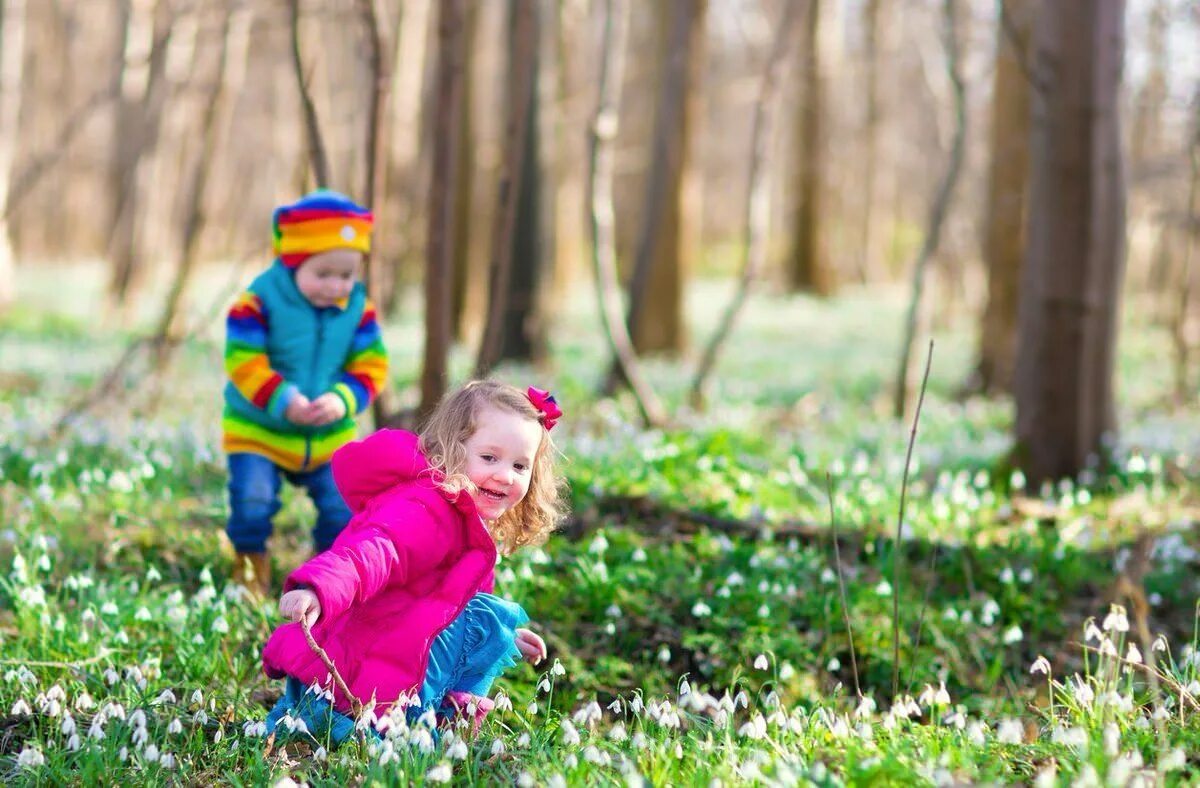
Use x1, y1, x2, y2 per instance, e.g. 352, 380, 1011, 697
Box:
0, 0, 1197, 475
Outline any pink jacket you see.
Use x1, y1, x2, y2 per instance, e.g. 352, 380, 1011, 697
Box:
261, 429, 497, 717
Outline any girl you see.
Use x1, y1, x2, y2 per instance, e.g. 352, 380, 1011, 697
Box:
261, 380, 566, 743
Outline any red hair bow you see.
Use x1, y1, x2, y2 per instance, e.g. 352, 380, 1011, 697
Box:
526, 387, 563, 431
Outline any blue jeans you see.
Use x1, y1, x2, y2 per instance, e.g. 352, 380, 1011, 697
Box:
226, 453, 351, 553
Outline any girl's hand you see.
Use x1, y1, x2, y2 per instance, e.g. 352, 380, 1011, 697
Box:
307, 393, 347, 426
279, 589, 321, 627
514, 627, 547, 665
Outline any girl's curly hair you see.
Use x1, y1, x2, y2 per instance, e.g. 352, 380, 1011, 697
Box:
418, 380, 567, 554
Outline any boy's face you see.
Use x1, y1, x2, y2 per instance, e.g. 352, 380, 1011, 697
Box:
294, 249, 363, 308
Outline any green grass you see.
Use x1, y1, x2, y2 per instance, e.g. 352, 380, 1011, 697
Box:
1, 269, 1200, 784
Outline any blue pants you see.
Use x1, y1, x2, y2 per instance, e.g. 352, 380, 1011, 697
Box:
226, 453, 351, 553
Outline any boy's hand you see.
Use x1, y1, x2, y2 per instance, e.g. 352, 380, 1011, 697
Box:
279, 589, 321, 627
308, 393, 348, 426
285, 394, 316, 425
514, 627, 547, 665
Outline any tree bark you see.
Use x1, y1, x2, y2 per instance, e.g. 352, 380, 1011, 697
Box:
419, 0, 467, 420
0, 0, 27, 311
106, 0, 173, 318
970, 0, 1035, 395
785, 0, 832, 295
587, 0, 665, 428
688, 0, 799, 408
621, 0, 704, 357
475, 0, 539, 375
857, 0, 881, 284
1014, 0, 1127, 484
449, 1, 477, 343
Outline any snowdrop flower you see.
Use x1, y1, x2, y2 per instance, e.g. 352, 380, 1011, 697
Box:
17, 745, 45, 768
692, 601, 712, 617
427, 762, 453, 783
966, 720, 986, 746
154, 689, 176, 705
132, 726, 150, 747
631, 548, 647, 562
538, 678, 551, 693
129, 709, 148, 728
66, 733, 82, 751
1071, 677, 1095, 705
875, 580, 892, 596
101, 602, 119, 616
1102, 605, 1129, 633
143, 744, 160, 762
779, 662, 795, 680
1002, 625, 1023, 644
583, 745, 604, 764
1083, 620, 1101, 643
314, 746, 327, 762
550, 659, 566, 677
134, 607, 152, 622
517, 732, 531, 747
999, 567, 1014, 584
1152, 634, 1168, 652
493, 693, 512, 713
88, 719, 106, 740
1159, 747, 1187, 771
61, 714, 76, 736
190, 689, 204, 706
167, 718, 183, 735
160, 752, 176, 769
609, 722, 627, 742
855, 696, 876, 719
11, 699, 31, 716
211, 617, 229, 634
490, 739, 506, 756
518, 773, 535, 788
447, 739, 468, 760
753, 654, 769, 670
1102, 723, 1120, 756
1125, 643, 1143, 664
146, 566, 162, 583
75, 692, 95, 712
1099, 637, 1118, 657
629, 694, 644, 715
1030, 656, 1051, 675
527, 701, 538, 716
607, 697, 623, 714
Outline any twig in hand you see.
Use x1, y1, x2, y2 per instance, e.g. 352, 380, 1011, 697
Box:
892, 339, 934, 699
300, 619, 363, 717
826, 472, 861, 699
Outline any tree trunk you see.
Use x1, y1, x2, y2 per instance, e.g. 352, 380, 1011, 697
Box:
0, 0, 27, 311
548, 0, 587, 306
1014, 0, 1126, 485
971, 0, 1035, 395
106, 0, 173, 319
785, 0, 832, 295
622, 0, 704, 356
419, 0, 467, 420
476, 0, 540, 374
587, 0, 666, 428
450, 1, 478, 343
287, 0, 330, 189
857, 0, 881, 284
1128, 0, 1166, 178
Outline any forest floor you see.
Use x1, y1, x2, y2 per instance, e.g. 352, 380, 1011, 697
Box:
1, 265, 1199, 784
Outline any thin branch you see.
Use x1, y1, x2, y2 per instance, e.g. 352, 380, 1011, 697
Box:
287, 0, 330, 188
892, 339, 934, 699
688, 0, 800, 407
826, 472, 861, 699
301, 619, 363, 717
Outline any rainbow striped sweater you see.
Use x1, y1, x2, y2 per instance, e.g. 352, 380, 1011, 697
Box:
223, 261, 388, 472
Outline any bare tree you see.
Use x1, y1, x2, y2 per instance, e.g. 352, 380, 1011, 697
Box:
587, 0, 665, 428
106, 0, 174, 319
0, 0, 27, 311
969, 0, 1036, 395
1170, 91, 1200, 405
857, 0, 882, 284
419, 0, 467, 420
688, 0, 800, 408
475, 0, 539, 376
1015, 0, 1127, 484
617, 0, 705, 359
893, 0, 967, 420
784, 0, 832, 295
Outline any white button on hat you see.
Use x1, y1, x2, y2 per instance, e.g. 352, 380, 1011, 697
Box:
340, 225, 356, 241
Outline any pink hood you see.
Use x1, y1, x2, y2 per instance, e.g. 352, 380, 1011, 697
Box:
261, 429, 497, 717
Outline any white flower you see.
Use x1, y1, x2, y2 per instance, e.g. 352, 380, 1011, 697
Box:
11, 699, 31, 715
1152, 634, 1168, 652
753, 654, 769, 670
691, 601, 712, 617
160, 752, 176, 769
490, 739, 506, 756
1125, 643, 1143, 664
154, 689, 176, 705
1102, 605, 1129, 633
609, 722, 627, 742
146, 566, 162, 583
779, 662, 795, 679
447, 739, 468, 760
314, 746, 327, 761
17, 746, 44, 768
1071, 677, 1095, 705
1030, 656, 1051, 675
1002, 625, 1023, 644
427, 762, 453, 783
143, 744, 160, 762
527, 701, 538, 716
190, 689, 204, 705
550, 659, 566, 677
875, 580, 892, 596
211, 617, 229, 634
518, 772, 535, 788
538, 678, 551, 693
1159, 747, 1187, 771
134, 607, 152, 621
560, 719, 581, 746
167, 718, 183, 735
493, 693, 513, 713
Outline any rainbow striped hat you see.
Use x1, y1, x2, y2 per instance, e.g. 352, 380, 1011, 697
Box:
272, 189, 373, 269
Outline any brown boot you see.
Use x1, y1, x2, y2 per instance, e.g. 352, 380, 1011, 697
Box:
232, 551, 271, 599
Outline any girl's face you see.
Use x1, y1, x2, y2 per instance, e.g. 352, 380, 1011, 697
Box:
294, 249, 362, 308
462, 405, 543, 523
